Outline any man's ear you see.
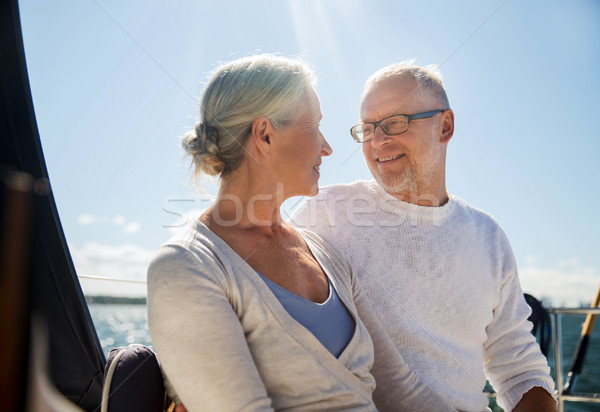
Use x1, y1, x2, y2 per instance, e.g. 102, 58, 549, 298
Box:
440, 109, 454, 143
249, 117, 272, 157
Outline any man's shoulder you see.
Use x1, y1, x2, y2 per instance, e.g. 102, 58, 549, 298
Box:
451, 195, 506, 233
294, 179, 380, 214
289, 180, 377, 230
317, 179, 375, 196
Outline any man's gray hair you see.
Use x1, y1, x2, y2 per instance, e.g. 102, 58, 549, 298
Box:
363, 59, 450, 109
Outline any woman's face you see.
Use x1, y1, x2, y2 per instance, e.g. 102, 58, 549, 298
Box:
271, 87, 332, 198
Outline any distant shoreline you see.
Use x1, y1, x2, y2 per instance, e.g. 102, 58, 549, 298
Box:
85, 295, 146, 305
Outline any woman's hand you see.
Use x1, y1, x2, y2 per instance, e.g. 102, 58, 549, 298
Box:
175, 404, 187, 412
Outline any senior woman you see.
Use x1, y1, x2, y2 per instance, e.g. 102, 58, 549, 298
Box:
147, 55, 454, 412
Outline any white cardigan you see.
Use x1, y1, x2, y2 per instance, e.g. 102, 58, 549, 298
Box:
147, 220, 455, 412
291, 180, 555, 412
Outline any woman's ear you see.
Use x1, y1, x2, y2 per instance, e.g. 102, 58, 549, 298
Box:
250, 117, 272, 157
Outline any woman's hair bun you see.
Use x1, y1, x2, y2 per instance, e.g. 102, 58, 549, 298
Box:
182, 122, 226, 177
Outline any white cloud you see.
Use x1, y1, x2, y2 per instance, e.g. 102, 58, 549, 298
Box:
77, 213, 141, 235
77, 213, 95, 225
71, 242, 155, 297
122, 221, 141, 234
519, 258, 599, 307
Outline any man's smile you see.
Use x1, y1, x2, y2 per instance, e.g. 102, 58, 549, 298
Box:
377, 154, 404, 163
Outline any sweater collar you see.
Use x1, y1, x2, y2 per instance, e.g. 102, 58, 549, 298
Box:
368, 180, 457, 226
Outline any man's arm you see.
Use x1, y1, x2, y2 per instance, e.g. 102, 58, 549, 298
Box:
483, 230, 556, 411
513, 386, 556, 412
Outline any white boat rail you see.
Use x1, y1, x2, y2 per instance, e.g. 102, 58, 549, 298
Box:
78, 274, 147, 284
549, 307, 600, 411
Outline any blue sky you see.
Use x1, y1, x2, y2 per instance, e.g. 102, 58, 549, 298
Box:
19, 0, 600, 305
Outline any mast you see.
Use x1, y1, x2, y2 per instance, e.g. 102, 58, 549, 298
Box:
1, 1, 106, 409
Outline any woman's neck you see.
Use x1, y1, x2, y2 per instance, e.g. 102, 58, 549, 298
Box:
202, 170, 288, 237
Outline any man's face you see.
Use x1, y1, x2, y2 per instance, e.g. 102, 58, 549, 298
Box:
360, 75, 447, 198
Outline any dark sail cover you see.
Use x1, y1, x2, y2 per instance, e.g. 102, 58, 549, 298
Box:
1, 1, 106, 410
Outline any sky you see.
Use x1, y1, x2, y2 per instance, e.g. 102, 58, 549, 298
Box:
18, 0, 600, 306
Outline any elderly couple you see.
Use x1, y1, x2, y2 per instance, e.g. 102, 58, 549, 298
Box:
147, 55, 556, 412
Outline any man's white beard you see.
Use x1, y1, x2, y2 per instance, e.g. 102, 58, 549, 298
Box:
373, 166, 417, 194
369, 142, 443, 196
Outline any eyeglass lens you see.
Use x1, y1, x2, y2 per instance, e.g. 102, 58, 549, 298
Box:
357, 115, 408, 141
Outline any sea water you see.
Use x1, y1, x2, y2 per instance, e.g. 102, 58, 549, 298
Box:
88, 304, 600, 412
89, 303, 153, 354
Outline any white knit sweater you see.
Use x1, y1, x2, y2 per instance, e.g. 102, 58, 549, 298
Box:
290, 180, 555, 412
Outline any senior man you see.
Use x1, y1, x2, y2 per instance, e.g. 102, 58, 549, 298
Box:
291, 61, 556, 412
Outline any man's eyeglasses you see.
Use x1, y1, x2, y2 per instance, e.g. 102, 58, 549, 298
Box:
350, 109, 448, 143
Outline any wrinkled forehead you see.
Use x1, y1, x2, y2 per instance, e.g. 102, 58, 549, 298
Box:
360, 75, 431, 121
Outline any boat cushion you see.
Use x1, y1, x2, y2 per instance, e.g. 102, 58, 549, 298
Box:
101, 344, 167, 412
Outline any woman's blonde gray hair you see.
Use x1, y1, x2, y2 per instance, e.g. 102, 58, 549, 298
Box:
182, 54, 316, 179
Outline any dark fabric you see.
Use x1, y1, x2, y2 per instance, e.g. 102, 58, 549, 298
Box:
0, 171, 34, 412
524, 293, 551, 357
105, 345, 166, 412
1, 1, 106, 410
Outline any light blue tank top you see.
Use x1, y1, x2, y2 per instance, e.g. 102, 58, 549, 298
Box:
257, 272, 355, 358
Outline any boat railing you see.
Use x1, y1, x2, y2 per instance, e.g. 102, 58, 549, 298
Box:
79, 274, 147, 284
548, 307, 600, 411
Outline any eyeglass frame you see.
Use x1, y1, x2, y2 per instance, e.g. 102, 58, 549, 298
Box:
350, 109, 448, 143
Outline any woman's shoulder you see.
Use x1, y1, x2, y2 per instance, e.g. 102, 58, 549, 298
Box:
147, 220, 237, 283
152, 221, 211, 260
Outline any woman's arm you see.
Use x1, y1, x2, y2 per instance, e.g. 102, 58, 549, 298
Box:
351, 275, 457, 412
147, 246, 274, 412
